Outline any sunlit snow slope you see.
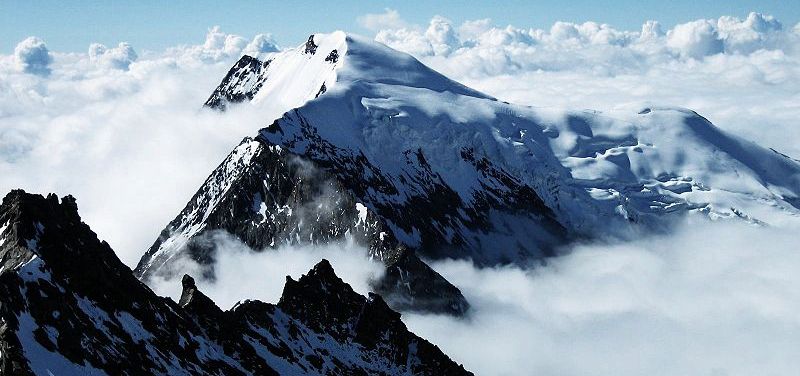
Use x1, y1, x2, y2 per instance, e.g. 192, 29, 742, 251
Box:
251, 33, 800, 232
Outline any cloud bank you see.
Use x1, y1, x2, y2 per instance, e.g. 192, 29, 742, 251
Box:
405, 220, 800, 376
370, 11, 796, 69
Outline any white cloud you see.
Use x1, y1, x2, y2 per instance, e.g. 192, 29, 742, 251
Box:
89, 42, 138, 70
550, 21, 582, 41
375, 27, 434, 56
370, 11, 798, 68
405, 220, 800, 376
14, 37, 53, 76
243, 33, 279, 57
667, 19, 724, 59
148, 231, 385, 309
204, 25, 247, 55
425, 16, 460, 56
717, 12, 783, 54
639, 20, 664, 41
357, 8, 408, 31
457, 18, 492, 41
167, 26, 255, 64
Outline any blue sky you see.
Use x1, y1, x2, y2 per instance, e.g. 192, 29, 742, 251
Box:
2, 0, 799, 53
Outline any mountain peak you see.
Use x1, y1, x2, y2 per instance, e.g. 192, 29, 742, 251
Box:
178, 273, 226, 330
205, 31, 348, 111
278, 258, 360, 309
1, 189, 81, 226
278, 259, 367, 338
0, 190, 87, 272
307, 257, 336, 278
303, 31, 347, 56
205, 31, 489, 111
0, 189, 148, 310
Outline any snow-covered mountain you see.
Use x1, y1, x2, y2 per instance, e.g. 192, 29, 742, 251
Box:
137, 31, 800, 315
0, 190, 471, 375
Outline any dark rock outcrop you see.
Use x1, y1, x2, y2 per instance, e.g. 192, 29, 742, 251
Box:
204, 55, 271, 110
304, 35, 318, 55
0, 190, 471, 375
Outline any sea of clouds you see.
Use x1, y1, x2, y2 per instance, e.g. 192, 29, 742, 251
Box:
407, 220, 800, 376
2, 11, 800, 376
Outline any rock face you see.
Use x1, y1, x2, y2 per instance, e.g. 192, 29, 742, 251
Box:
204, 55, 269, 110
134, 137, 470, 315
0, 190, 471, 375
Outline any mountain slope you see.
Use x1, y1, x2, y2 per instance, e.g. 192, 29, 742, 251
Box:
135, 137, 469, 315
251, 33, 800, 234
137, 31, 800, 316
0, 190, 471, 375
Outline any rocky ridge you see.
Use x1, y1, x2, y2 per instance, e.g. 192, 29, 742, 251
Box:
0, 190, 471, 375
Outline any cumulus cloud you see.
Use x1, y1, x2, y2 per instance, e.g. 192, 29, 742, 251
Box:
639, 20, 664, 41
89, 42, 138, 70
148, 231, 385, 309
357, 8, 408, 31
405, 220, 800, 376
243, 33, 280, 57
167, 26, 262, 64
549, 21, 583, 42
667, 19, 724, 59
456, 18, 492, 41
375, 27, 434, 57
425, 16, 460, 56
717, 12, 784, 54
204, 25, 248, 55
14, 37, 53, 76
372, 11, 797, 68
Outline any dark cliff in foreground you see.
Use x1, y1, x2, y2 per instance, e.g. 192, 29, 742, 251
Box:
0, 190, 470, 375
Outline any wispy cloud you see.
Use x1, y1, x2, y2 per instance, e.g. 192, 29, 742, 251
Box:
148, 231, 385, 310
